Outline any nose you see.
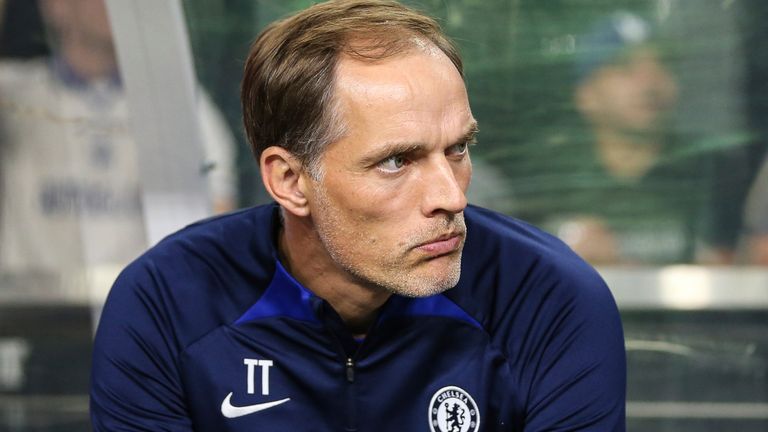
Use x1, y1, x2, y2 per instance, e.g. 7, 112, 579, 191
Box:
421, 157, 468, 217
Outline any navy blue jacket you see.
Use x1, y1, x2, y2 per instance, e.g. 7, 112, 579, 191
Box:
91, 204, 626, 431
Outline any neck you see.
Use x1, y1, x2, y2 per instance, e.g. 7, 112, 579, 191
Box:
594, 128, 662, 180
278, 210, 391, 336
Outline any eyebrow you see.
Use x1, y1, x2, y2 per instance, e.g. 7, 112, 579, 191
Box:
360, 120, 479, 167
462, 120, 480, 146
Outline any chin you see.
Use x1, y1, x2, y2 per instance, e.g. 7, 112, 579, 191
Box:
387, 282, 453, 298
384, 263, 462, 298
339, 249, 464, 298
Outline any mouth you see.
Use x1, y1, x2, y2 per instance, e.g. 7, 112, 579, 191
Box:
415, 231, 465, 258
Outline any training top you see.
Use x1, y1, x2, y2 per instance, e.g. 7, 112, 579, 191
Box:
90, 203, 626, 431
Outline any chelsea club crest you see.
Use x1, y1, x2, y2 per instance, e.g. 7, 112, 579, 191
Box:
428, 386, 480, 432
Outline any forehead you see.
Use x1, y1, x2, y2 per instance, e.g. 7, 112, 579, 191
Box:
332, 47, 472, 144
336, 45, 463, 99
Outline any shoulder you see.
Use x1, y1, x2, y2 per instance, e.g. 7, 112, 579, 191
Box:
456, 207, 625, 416
454, 205, 617, 342
146, 204, 275, 265
462, 204, 603, 287
463, 204, 577, 253
102, 204, 280, 349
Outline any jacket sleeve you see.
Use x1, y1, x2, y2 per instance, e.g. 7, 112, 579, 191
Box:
518, 267, 626, 431
90, 261, 194, 431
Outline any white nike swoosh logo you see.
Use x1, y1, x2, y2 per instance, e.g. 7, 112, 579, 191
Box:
220, 392, 291, 418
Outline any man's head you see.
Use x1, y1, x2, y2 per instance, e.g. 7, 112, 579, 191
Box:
575, 12, 678, 136
38, 0, 117, 81
39, 0, 113, 53
241, 0, 463, 177
242, 0, 476, 298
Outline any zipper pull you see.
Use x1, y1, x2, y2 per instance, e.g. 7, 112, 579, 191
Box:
345, 357, 355, 383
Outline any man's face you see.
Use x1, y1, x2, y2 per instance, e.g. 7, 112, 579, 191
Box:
305, 47, 476, 298
578, 47, 678, 135
40, 0, 114, 48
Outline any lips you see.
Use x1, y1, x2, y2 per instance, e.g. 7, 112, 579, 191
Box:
415, 232, 464, 257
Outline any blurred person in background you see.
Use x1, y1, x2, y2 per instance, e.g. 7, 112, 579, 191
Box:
0, 0, 236, 275
535, 12, 744, 265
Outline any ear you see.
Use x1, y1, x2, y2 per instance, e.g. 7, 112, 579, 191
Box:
260, 147, 312, 217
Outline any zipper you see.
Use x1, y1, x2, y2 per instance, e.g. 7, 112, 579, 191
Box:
346, 357, 355, 383
345, 356, 357, 431
319, 300, 365, 431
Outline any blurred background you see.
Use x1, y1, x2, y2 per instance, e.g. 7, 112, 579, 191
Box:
0, 0, 766, 430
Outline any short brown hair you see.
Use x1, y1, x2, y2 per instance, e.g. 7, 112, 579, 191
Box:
241, 0, 463, 176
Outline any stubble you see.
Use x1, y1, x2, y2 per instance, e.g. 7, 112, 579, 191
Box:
312, 184, 465, 298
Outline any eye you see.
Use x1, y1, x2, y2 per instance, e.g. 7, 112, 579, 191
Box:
378, 154, 409, 172
446, 142, 468, 157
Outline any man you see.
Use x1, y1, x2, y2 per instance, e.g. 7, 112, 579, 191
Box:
525, 12, 746, 265
91, 1, 625, 430
553, 12, 681, 264
574, 13, 678, 183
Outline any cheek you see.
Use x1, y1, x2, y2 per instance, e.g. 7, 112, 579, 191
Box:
333, 185, 419, 250
607, 86, 636, 108
457, 160, 472, 191
329, 176, 413, 223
